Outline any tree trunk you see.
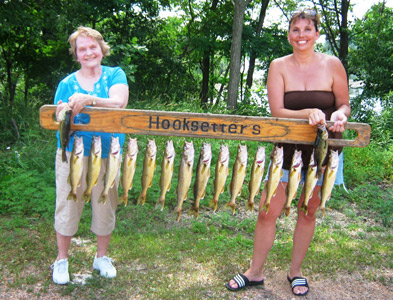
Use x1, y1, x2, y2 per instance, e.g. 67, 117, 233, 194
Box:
246, 0, 269, 90
227, 0, 251, 111
339, 0, 349, 75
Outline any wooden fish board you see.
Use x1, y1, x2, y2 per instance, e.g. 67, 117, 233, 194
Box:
39, 105, 371, 147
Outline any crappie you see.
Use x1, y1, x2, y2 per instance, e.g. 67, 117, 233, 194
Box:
82, 135, 102, 203
314, 124, 328, 179
300, 150, 318, 215
261, 145, 283, 214
120, 137, 138, 207
209, 144, 230, 212
319, 150, 339, 217
190, 142, 212, 218
175, 141, 194, 222
226, 144, 248, 214
67, 136, 84, 202
247, 146, 265, 211
99, 136, 121, 204
137, 139, 157, 205
156, 140, 175, 210
283, 150, 303, 216
58, 104, 72, 163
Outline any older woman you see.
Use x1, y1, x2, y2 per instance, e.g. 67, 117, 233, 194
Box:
226, 9, 350, 296
52, 26, 129, 284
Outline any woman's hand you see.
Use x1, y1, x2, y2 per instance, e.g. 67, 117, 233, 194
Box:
68, 93, 93, 117
329, 110, 347, 132
308, 108, 326, 127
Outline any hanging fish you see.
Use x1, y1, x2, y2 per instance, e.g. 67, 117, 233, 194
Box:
247, 146, 265, 211
209, 144, 230, 212
99, 136, 121, 204
226, 144, 248, 214
119, 137, 138, 207
319, 150, 339, 217
83, 135, 102, 203
261, 145, 283, 214
58, 103, 72, 163
156, 140, 175, 210
175, 141, 194, 222
314, 124, 329, 179
137, 139, 157, 205
300, 150, 319, 215
67, 136, 84, 202
283, 150, 302, 216
189, 142, 212, 218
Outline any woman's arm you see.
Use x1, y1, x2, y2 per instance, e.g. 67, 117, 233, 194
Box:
67, 83, 129, 116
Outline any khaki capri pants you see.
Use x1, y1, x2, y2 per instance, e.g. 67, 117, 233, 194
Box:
54, 148, 120, 236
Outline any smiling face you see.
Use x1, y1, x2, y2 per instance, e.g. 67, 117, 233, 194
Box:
75, 36, 103, 69
288, 18, 319, 51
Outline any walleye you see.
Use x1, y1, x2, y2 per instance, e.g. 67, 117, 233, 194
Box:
67, 136, 84, 202
175, 141, 194, 222
137, 139, 157, 205
99, 136, 121, 204
209, 144, 230, 212
300, 150, 319, 215
283, 150, 303, 216
190, 142, 212, 218
82, 135, 102, 203
261, 145, 283, 214
226, 144, 248, 214
314, 124, 328, 179
247, 146, 265, 211
319, 150, 339, 217
119, 138, 138, 207
156, 140, 175, 210
58, 104, 72, 163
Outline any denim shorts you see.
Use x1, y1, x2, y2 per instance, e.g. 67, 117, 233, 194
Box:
265, 152, 345, 186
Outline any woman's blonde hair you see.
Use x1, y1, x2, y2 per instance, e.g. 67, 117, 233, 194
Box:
289, 9, 321, 32
68, 26, 110, 59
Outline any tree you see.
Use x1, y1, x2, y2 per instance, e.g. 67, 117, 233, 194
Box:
227, 0, 251, 111
349, 2, 393, 120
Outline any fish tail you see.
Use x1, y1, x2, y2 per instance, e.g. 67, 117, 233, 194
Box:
119, 193, 128, 207
175, 207, 182, 222
155, 196, 165, 211
137, 192, 146, 205
82, 192, 91, 203
209, 198, 218, 212
260, 202, 270, 214
188, 205, 199, 218
246, 201, 254, 211
225, 201, 236, 215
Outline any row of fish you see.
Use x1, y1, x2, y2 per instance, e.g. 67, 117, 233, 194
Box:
59, 104, 338, 219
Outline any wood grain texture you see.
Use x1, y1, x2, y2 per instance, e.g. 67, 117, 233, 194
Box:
40, 105, 371, 147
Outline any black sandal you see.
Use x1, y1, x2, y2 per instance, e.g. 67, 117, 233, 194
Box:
225, 273, 264, 291
287, 275, 309, 296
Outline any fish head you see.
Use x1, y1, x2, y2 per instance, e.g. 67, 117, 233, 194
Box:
110, 136, 121, 156
74, 136, 84, 155
292, 149, 303, 168
255, 146, 265, 164
237, 144, 248, 166
164, 140, 175, 159
328, 150, 340, 169
219, 145, 230, 165
201, 142, 212, 164
127, 138, 138, 157
92, 135, 102, 156
309, 149, 317, 167
183, 141, 194, 164
146, 139, 157, 158
272, 146, 284, 165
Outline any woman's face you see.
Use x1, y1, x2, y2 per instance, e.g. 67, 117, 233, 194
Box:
75, 36, 103, 69
288, 18, 319, 51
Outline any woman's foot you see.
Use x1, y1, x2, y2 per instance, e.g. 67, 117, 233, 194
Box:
226, 270, 264, 290
287, 274, 309, 296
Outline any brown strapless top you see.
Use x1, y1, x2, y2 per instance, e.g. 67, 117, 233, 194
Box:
277, 90, 342, 170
